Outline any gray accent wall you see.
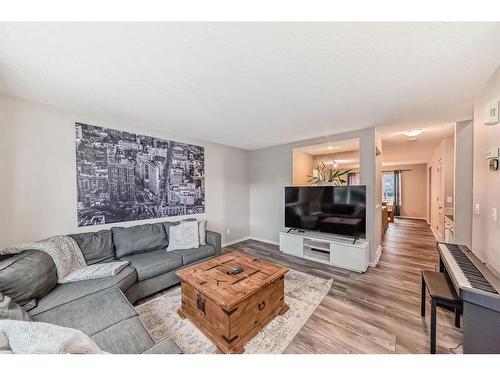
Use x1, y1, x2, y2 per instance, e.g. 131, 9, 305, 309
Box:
0, 94, 250, 248
249, 127, 382, 263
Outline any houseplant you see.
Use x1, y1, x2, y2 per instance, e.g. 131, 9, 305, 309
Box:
307, 161, 352, 186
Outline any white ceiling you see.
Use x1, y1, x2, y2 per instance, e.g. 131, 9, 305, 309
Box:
379, 123, 456, 166
0, 22, 499, 150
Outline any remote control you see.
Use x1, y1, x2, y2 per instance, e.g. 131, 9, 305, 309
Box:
227, 267, 243, 275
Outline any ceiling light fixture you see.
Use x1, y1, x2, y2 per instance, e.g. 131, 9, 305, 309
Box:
327, 146, 334, 150
403, 128, 424, 137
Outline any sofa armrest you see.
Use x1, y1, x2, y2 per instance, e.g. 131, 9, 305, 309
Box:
142, 338, 183, 354
206, 230, 222, 255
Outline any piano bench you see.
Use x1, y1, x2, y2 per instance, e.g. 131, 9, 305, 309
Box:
421, 270, 463, 354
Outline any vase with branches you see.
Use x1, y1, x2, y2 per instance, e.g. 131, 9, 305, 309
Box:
307, 161, 352, 186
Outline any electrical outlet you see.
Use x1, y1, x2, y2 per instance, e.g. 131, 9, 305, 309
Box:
475, 203, 480, 216
446, 196, 453, 203
492, 208, 497, 222
226, 228, 231, 235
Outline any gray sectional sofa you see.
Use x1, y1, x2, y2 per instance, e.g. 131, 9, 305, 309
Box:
0, 221, 222, 354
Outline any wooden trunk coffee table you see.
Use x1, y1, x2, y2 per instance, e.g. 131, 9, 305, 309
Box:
176, 251, 289, 354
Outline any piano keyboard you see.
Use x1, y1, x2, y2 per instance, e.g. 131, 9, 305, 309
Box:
436, 242, 500, 353
443, 244, 498, 294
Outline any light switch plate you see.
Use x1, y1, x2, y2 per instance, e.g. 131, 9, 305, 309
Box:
446, 196, 453, 203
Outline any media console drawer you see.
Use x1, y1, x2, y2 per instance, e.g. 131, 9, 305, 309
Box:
279, 232, 303, 256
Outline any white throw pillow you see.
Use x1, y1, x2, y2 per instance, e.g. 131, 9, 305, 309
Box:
167, 220, 200, 251
198, 220, 207, 245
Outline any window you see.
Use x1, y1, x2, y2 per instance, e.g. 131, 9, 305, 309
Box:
383, 172, 402, 205
347, 172, 361, 186
383, 173, 395, 203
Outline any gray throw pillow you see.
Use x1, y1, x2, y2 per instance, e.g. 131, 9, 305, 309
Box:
198, 220, 207, 245
112, 223, 168, 258
0, 292, 32, 321
69, 230, 115, 265
0, 250, 57, 308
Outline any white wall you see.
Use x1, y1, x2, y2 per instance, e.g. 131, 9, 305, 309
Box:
0, 94, 250, 248
472, 66, 500, 274
249, 128, 382, 264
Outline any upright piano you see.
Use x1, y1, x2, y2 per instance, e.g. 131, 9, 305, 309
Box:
437, 243, 500, 353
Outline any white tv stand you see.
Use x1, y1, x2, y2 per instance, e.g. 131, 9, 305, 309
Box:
279, 230, 369, 273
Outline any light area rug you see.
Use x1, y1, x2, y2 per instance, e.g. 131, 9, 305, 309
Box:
136, 269, 333, 354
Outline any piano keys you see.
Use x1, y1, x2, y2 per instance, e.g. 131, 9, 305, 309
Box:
437, 243, 500, 353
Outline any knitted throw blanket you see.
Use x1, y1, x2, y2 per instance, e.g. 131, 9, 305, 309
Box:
0, 235, 129, 284
0, 320, 105, 354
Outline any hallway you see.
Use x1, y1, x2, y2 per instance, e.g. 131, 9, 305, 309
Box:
229, 218, 463, 353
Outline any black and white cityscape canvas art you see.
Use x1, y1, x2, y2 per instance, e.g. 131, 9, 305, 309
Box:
75, 122, 205, 226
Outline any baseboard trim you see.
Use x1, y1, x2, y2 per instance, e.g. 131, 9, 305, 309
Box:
398, 216, 427, 221
222, 236, 250, 247
248, 236, 280, 246
370, 245, 383, 267
222, 236, 280, 247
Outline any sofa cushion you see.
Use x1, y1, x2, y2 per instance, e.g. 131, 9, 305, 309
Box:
0, 292, 32, 321
29, 265, 137, 317
91, 316, 155, 354
69, 230, 115, 265
124, 271, 180, 304
172, 245, 215, 266
0, 250, 57, 307
121, 250, 183, 281
112, 223, 168, 258
32, 287, 136, 337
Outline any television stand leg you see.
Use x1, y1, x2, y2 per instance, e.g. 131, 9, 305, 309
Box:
287, 228, 292, 233
352, 237, 358, 245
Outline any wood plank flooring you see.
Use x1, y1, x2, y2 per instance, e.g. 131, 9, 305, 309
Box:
225, 218, 463, 354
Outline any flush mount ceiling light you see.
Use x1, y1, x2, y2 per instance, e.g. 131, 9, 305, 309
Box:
403, 128, 424, 137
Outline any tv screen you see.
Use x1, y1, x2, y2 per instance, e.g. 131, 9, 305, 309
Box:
284, 186, 366, 238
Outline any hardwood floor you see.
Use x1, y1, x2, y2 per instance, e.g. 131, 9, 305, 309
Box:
225, 218, 463, 354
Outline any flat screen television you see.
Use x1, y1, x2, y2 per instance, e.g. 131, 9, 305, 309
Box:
284, 185, 366, 238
